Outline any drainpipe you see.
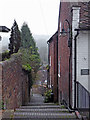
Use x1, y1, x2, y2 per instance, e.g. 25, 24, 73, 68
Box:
69, 45, 72, 108
74, 30, 79, 109
47, 42, 50, 88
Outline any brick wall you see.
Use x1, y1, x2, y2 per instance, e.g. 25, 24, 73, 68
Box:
48, 32, 58, 102
0, 63, 2, 108
58, 2, 71, 105
0, 53, 29, 109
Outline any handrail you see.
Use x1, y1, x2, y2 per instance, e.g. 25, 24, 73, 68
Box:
76, 81, 90, 119
76, 81, 90, 95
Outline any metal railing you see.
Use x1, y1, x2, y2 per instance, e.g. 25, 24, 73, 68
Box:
76, 81, 90, 109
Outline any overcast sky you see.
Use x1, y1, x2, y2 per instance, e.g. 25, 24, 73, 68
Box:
0, 0, 60, 37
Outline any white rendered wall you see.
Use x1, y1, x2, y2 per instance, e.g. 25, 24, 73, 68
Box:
72, 7, 90, 109
77, 31, 89, 91
88, 31, 90, 92
72, 6, 80, 108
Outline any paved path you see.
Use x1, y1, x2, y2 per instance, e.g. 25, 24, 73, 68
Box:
29, 94, 44, 104
12, 93, 79, 120
2, 73, 79, 120
2, 93, 79, 120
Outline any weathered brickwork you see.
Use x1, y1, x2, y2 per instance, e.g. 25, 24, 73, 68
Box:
0, 63, 2, 105
48, 32, 58, 102
48, 2, 73, 105
58, 2, 71, 105
0, 53, 29, 109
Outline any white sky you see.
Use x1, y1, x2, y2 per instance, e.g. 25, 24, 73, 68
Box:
0, 0, 60, 36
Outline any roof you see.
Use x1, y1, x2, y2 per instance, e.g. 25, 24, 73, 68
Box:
47, 31, 58, 44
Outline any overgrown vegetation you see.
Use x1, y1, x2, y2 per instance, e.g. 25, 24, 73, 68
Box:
22, 64, 32, 72
2, 21, 40, 89
2, 50, 10, 61
44, 89, 53, 103
0, 100, 4, 110
20, 22, 41, 87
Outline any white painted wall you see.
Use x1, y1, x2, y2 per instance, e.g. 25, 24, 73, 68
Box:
88, 31, 90, 92
72, 6, 90, 109
72, 6, 80, 108
77, 31, 89, 91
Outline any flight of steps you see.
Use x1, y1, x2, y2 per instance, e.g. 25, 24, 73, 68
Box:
13, 103, 79, 120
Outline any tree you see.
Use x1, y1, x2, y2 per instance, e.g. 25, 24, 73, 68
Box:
9, 20, 21, 55
20, 22, 41, 80
21, 22, 35, 48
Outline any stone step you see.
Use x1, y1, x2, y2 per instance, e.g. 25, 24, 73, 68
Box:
11, 118, 79, 120
27, 103, 57, 106
16, 108, 69, 112
20, 105, 62, 109
14, 112, 77, 119
10, 118, 79, 120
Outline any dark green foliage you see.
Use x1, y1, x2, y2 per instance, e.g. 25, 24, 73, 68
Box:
9, 20, 21, 55
22, 64, 32, 73
0, 100, 4, 110
21, 22, 35, 48
22, 64, 33, 89
44, 89, 53, 103
2, 50, 10, 61
20, 22, 41, 87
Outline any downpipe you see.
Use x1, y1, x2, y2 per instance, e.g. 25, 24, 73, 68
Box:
74, 30, 79, 109
62, 30, 80, 113
62, 99, 75, 113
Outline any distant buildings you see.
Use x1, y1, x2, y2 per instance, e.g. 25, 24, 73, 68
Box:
47, 1, 90, 110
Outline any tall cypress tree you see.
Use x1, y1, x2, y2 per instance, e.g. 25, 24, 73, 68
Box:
21, 22, 41, 73
9, 20, 21, 55
21, 22, 35, 49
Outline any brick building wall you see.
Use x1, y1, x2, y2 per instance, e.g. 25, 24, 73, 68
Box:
0, 63, 2, 109
0, 53, 29, 109
48, 1, 90, 109
58, 2, 72, 105
48, 32, 58, 102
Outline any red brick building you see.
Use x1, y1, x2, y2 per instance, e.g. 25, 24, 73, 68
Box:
48, 1, 90, 111
58, 2, 72, 107
47, 32, 58, 102
48, 2, 72, 105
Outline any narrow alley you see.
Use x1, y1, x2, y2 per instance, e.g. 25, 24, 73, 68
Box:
1, 1, 90, 120
2, 69, 79, 120
13, 95, 78, 120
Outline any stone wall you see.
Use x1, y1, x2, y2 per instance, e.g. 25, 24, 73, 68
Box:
0, 53, 29, 109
